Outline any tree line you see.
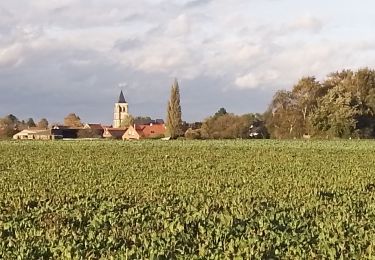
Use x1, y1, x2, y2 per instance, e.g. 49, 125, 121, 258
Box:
167, 79, 268, 139
173, 68, 375, 140
0, 115, 49, 139
265, 68, 375, 139
2, 68, 375, 140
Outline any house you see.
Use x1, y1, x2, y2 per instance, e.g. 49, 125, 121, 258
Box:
134, 118, 165, 125
103, 127, 128, 139
154, 119, 165, 125
249, 121, 269, 139
83, 123, 104, 137
122, 125, 144, 140
122, 124, 166, 140
52, 125, 82, 139
13, 129, 63, 140
84, 123, 103, 130
139, 124, 166, 138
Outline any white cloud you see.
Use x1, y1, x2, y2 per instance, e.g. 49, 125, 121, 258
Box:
235, 70, 279, 89
289, 15, 323, 33
165, 14, 191, 37
1, 0, 375, 121
0, 43, 24, 68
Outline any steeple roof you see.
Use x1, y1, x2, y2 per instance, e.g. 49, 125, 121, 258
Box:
118, 90, 126, 103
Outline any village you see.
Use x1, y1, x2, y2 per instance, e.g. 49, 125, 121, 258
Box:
3, 80, 265, 142
12, 90, 170, 141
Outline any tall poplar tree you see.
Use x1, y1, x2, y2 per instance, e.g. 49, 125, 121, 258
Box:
166, 79, 183, 139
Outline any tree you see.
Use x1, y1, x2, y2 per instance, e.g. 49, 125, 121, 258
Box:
349, 68, 375, 138
324, 70, 353, 91
265, 90, 303, 139
265, 77, 325, 138
64, 113, 82, 127
134, 116, 152, 125
309, 84, 359, 138
26, 118, 36, 128
185, 128, 202, 139
200, 113, 250, 139
166, 79, 183, 139
291, 77, 323, 131
6, 114, 18, 124
37, 118, 49, 129
0, 115, 18, 139
120, 114, 134, 127
214, 108, 227, 118
319, 68, 375, 138
262, 68, 375, 139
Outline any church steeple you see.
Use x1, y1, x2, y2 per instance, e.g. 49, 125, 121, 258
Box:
118, 90, 126, 103
113, 90, 129, 128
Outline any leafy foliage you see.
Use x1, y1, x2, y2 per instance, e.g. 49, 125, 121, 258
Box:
0, 115, 19, 139
64, 113, 82, 128
37, 118, 49, 129
120, 114, 134, 127
26, 118, 36, 128
1, 141, 375, 258
266, 68, 375, 139
310, 84, 359, 138
166, 79, 183, 139
201, 113, 250, 139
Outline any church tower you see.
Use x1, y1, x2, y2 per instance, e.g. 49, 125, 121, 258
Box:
113, 90, 129, 128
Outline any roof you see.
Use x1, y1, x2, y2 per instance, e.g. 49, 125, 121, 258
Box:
118, 90, 126, 103
52, 125, 84, 130
105, 127, 127, 131
84, 124, 103, 130
52, 125, 71, 129
154, 119, 165, 124
27, 126, 48, 130
103, 127, 128, 138
135, 124, 166, 138
123, 126, 145, 138
14, 129, 52, 136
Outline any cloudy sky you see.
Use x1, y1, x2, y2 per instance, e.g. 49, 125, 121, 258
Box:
1, 0, 375, 124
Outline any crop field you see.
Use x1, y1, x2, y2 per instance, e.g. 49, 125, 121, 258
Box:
1, 140, 375, 259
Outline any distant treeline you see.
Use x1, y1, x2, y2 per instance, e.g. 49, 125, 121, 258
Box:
187, 68, 375, 139
265, 68, 375, 139
2, 68, 375, 140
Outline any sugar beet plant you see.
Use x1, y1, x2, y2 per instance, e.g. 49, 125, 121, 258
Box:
1, 140, 375, 259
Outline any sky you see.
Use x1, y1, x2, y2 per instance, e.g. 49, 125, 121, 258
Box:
1, 0, 375, 124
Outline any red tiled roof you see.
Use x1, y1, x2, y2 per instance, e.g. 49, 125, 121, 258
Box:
136, 124, 166, 138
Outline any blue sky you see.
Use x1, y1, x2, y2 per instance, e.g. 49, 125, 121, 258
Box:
1, 0, 375, 124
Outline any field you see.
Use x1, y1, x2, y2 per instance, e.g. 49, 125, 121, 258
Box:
1, 140, 375, 259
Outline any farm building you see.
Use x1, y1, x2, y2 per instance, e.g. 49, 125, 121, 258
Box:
122, 125, 144, 140
122, 124, 166, 140
82, 124, 105, 137
52, 125, 82, 139
13, 129, 63, 140
140, 124, 166, 138
84, 123, 104, 130
103, 127, 128, 139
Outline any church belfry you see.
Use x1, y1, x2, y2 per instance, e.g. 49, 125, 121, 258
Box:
113, 90, 129, 128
